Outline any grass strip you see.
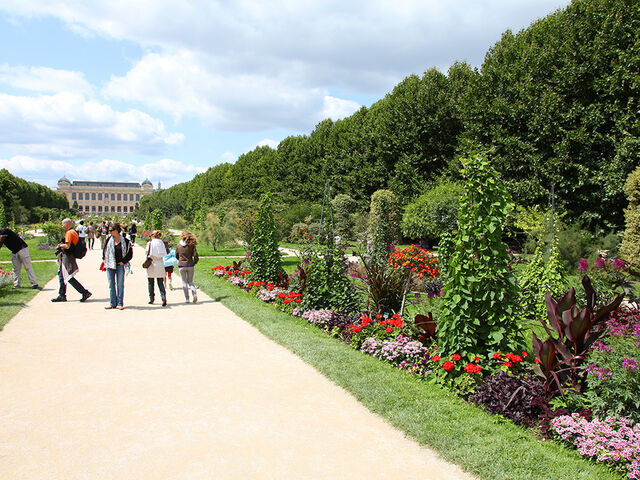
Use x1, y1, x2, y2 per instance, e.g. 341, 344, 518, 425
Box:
196, 259, 620, 480
0, 261, 60, 330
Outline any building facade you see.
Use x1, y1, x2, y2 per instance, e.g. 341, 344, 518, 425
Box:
56, 177, 154, 215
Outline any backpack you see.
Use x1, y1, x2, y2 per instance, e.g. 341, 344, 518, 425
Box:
73, 237, 88, 259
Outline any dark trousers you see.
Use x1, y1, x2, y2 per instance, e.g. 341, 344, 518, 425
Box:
148, 277, 166, 300
130, 234, 136, 244
58, 268, 88, 298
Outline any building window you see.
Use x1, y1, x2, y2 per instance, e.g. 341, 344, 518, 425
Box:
123, 206, 128, 213
78, 193, 83, 200
117, 206, 121, 213
111, 193, 115, 201
136, 194, 140, 201
92, 193, 96, 200
116, 193, 120, 201
91, 206, 96, 212
98, 206, 102, 213
98, 193, 102, 201
111, 206, 115, 212
72, 192, 76, 200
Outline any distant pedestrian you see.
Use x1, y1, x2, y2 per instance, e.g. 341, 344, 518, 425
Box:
145, 231, 168, 306
102, 222, 133, 310
87, 221, 96, 250
99, 221, 108, 249
76, 220, 87, 240
0, 227, 39, 289
51, 218, 91, 303
129, 222, 137, 244
176, 230, 199, 303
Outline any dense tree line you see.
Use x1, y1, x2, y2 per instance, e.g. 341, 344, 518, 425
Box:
141, 0, 639, 232
0, 169, 69, 223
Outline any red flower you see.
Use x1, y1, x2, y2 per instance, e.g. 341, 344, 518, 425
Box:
502, 361, 513, 368
451, 354, 461, 361
521, 351, 528, 357
376, 314, 383, 319
492, 352, 502, 360
534, 358, 541, 364
431, 355, 441, 362
464, 363, 482, 374
442, 361, 455, 372
385, 327, 393, 333
473, 356, 481, 362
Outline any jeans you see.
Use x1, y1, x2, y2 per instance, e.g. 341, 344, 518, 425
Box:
58, 268, 88, 298
148, 277, 166, 301
11, 246, 38, 287
179, 266, 197, 301
106, 265, 125, 307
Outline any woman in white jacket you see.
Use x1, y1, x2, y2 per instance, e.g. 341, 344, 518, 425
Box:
146, 231, 168, 306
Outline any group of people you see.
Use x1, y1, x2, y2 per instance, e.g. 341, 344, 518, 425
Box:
1, 218, 200, 309
75, 220, 138, 251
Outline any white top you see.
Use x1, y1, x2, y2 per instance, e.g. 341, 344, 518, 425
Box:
76, 225, 88, 238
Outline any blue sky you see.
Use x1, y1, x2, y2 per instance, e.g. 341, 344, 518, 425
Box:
0, 0, 569, 189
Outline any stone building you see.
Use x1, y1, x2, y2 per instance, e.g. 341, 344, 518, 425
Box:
56, 176, 154, 215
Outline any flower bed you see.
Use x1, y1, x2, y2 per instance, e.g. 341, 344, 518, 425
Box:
212, 259, 640, 478
0, 266, 14, 289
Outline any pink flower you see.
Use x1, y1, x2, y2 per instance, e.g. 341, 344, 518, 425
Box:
578, 258, 589, 272
594, 257, 606, 269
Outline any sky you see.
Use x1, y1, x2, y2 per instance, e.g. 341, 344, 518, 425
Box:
0, 0, 570, 189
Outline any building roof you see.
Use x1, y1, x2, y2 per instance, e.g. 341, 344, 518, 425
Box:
58, 175, 71, 184
71, 181, 142, 188
141, 178, 153, 186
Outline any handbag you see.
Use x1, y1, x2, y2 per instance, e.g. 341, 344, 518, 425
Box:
142, 257, 152, 269
99, 261, 106, 271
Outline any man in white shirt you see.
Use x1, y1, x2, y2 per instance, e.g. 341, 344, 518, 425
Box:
76, 220, 88, 239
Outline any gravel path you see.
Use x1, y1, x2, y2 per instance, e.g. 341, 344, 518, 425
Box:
0, 243, 475, 479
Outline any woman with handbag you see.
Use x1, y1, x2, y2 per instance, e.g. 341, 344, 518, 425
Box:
175, 230, 199, 303
102, 222, 133, 310
145, 230, 168, 306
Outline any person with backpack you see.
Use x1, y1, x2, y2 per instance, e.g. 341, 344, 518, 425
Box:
102, 222, 133, 310
51, 218, 91, 303
145, 231, 168, 306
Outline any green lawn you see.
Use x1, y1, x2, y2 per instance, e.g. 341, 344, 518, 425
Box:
194, 261, 619, 480
0, 261, 59, 330
0, 237, 59, 262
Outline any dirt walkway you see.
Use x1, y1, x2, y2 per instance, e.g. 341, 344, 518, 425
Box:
0, 244, 475, 479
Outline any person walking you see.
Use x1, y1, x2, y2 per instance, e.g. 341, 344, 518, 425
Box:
76, 220, 87, 240
99, 221, 108, 250
163, 239, 178, 291
145, 230, 168, 306
0, 227, 39, 289
129, 222, 137, 244
102, 222, 133, 310
51, 218, 91, 303
87, 221, 96, 250
175, 230, 199, 303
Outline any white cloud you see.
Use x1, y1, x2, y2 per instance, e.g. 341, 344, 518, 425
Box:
255, 139, 279, 149
0, 63, 94, 95
0, 91, 184, 158
322, 96, 361, 121
0, 0, 569, 132
0, 155, 204, 188
219, 151, 237, 163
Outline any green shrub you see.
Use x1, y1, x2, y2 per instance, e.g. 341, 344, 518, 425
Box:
620, 166, 640, 263
143, 211, 152, 231
302, 242, 361, 313
332, 194, 357, 240
518, 242, 569, 321
0, 203, 7, 228
401, 182, 463, 242
168, 214, 187, 230
248, 193, 283, 282
151, 209, 164, 230
369, 190, 400, 266
557, 222, 595, 270
41, 222, 65, 247
439, 154, 522, 355
289, 222, 310, 243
